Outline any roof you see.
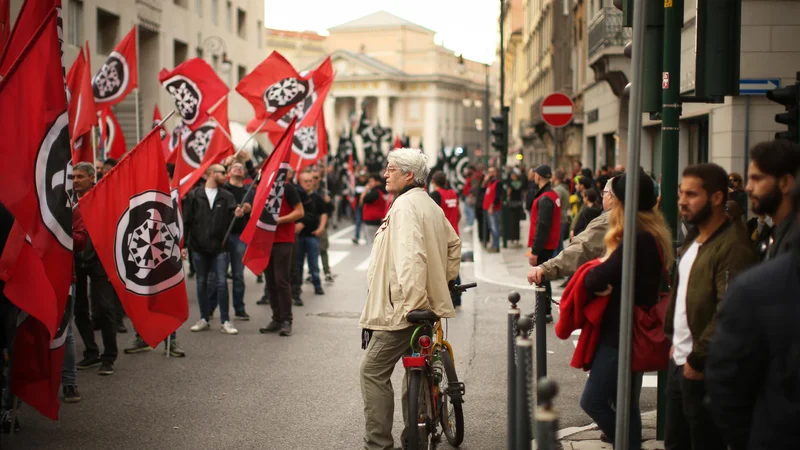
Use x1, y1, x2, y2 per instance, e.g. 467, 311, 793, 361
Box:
265, 28, 327, 41
328, 11, 434, 34
303, 49, 406, 77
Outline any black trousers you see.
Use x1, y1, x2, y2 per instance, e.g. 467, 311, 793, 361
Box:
290, 241, 301, 299
475, 206, 486, 245
664, 360, 726, 450
266, 243, 294, 323
74, 265, 118, 363
538, 250, 555, 315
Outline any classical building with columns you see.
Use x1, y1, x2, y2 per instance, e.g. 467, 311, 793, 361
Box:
309, 11, 493, 163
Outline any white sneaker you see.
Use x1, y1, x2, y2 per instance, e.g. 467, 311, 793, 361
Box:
221, 321, 239, 335
190, 319, 210, 332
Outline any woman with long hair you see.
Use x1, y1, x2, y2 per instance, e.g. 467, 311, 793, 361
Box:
579, 169, 674, 448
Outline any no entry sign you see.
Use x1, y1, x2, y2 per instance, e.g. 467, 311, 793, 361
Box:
541, 93, 574, 128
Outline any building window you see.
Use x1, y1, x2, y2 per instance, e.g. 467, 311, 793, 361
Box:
237, 65, 247, 83
195, 0, 202, 16
256, 20, 263, 48
211, 0, 218, 24
67, 0, 84, 47
226, 1, 232, 32
173, 0, 188, 8
236, 8, 246, 39
174, 39, 189, 66
96, 8, 120, 55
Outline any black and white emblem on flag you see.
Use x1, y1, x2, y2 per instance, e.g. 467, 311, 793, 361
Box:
292, 125, 319, 160
164, 76, 203, 125
182, 123, 216, 168
49, 294, 74, 350
92, 51, 131, 103
102, 114, 116, 150
276, 92, 317, 129
35, 111, 73, 250
115, 190, 184, 296
263, 77, 312, 114
256, 163, 290, 232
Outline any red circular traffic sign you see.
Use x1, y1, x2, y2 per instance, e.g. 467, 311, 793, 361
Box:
541, 93, 574, 128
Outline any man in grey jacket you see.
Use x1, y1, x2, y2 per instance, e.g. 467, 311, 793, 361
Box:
528, 178, 614, 285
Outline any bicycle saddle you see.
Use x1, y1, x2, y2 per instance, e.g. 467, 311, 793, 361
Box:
407, 310, 439, 323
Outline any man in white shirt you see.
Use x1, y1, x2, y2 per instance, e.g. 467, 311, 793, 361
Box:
664, 163, 756, 450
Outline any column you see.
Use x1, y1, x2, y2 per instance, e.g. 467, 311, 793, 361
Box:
377, 95, 390, 128
391, 97, 403, 141
354, 95, 365, 163
423, 96, 440, 160
324, 95, 336, 151
456, 99, 465, 147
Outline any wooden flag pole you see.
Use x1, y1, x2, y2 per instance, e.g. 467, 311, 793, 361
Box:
156, 110, 176, 129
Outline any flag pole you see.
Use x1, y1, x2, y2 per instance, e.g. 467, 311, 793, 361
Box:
133, 24, 141, 142
156, 110, 176, 129
166, 334, 171, 359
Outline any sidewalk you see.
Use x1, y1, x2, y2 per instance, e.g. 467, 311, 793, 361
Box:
469, 219, 665, 450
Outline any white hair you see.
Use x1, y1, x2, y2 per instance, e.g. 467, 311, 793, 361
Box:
388, 148, 429, 186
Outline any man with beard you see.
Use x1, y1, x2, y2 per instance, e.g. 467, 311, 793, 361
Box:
745, 140, 800, 260
663, 163, 756, 450
221, 162, 252, 321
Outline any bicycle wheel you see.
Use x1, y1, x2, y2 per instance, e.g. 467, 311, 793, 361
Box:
439, 351, 465, 446
406, 370, 433, 450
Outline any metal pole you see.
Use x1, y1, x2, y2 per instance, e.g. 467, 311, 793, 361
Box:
166, 334, 171, 359
657, 0, 683, 439
516, 315, 534, 450
134, 24, 141, 142
485, 64, 491, 157
553, 127, 558, 170
614, 0, 649, 448
507, 292, 521, 450
535, 378, 559, 450
534, 284, 547, 381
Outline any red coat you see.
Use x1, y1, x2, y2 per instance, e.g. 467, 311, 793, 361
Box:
555, 259, 610, 371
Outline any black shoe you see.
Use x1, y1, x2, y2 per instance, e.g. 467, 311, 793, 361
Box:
279, 321, 292, 336
98, 361, 114, 376
545, 314, 554, 324
235, 312, 250, 321
117, 322, 128, 333
256, 274, 264, 283
63, 385, 81, 403
123, 336, 152, 354
259, 321, 281, 333
256, 296, 269, 305
0, 411, 20, 433
77, 357, 102, 370
305, 276, 313, 283
293, 297, 304, 307
187, 270, 195, 279
325, 274, 334, 283
165, 340, 186, 357
314, 287, 325, 295
226, 271, 233, 280
352, 238, 359, 244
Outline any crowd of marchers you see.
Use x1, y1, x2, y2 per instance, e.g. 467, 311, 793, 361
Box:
521, 139, 800, 450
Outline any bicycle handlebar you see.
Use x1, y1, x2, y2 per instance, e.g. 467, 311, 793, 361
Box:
450, 282, 477, 293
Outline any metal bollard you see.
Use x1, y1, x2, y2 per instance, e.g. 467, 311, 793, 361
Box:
508, 291, 521, 450
535, 377, 560, 450
516, 315, 534, 450
534, 284, 548, 382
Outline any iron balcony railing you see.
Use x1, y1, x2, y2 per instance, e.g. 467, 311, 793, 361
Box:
587, 7, 632, 59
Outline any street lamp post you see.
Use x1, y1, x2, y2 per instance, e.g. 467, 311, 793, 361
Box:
196, 34, 232, 73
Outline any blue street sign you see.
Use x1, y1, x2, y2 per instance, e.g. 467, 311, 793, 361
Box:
739, 78, 781, 95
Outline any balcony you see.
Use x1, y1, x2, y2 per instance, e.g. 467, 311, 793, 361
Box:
587, 7, 631, 61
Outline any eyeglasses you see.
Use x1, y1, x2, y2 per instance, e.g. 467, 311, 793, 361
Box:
602, 189, 612, 196
384, 166, 400, 173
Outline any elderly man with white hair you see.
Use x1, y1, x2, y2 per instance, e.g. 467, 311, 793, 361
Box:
358, 148, 462, 450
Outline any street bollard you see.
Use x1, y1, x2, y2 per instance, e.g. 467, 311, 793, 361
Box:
515, 315, 534, 450
534, 284, 548, 382
507, 292, 521, 450
535, 377, 560, 450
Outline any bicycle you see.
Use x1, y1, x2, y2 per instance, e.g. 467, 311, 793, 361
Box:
403, 282, 477, 450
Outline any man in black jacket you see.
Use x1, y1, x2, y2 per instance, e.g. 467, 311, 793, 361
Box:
745, 140, 800, 259
297, 171, 326, 296
705, 175, 800, 450
221, 162, 252, 321
528, 165, 561, 322
183, 164, 242, 335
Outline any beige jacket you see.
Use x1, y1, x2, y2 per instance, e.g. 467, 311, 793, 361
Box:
540, 211, 609, 279
359, 187, 461, 331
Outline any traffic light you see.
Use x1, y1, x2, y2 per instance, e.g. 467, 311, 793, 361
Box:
766, 73, 800, 143
491, 106, 509, 154
616, 0, 664, 114
695, 0, 742, 98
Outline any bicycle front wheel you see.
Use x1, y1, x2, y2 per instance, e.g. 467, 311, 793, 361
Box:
406, 369, 432, 450
439, 351, 465, 446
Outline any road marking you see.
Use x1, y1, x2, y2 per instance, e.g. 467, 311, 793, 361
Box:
356, 256, 371, 271
329, 224, 355, 240
302, 250, 350, 273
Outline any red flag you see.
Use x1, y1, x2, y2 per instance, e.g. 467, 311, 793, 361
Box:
159, 58, 229, 130
236, 51, 315, 127
92, 26, 137, 108
66, 49, 97, 163
0, 0, 59, 76
79, 129, 189, 348
240, 119, 297, 275
175, 97, 234, 198
393, 135, 403, 149
152, 105, 171, 159
0, 9, 72, 338
0, 0, 10, 52
170, 120, 216, 194
100, 107, 127, 159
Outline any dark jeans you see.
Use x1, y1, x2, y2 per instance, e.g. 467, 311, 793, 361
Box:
297, 236, 322, 289
74, 265, 118, 363
553, 222, 569, 257
0, 295, 19, 412
192, 251, 230, 323
537, 249, 555, 314
665, 360, 727, 450
354, 207, 363, 240
487, 210, 501, 249
580, 344, 643, 450
266, 243, 294, 323
227, 233, 247, 315
476, 206, 486, 245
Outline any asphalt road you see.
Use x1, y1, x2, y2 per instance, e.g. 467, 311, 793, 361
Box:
3, 223, 655, 450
